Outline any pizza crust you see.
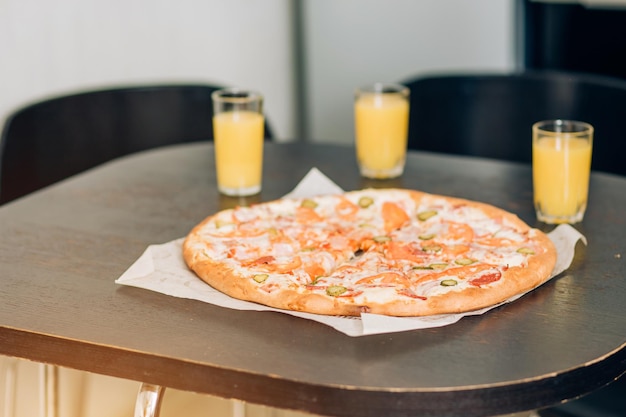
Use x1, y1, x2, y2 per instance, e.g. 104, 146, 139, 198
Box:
183, 189, 557, 317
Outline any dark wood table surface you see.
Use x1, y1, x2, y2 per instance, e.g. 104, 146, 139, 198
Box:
1, 143, 624, 417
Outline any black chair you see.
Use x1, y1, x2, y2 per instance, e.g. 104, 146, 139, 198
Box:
402, 70, 626, 176
403, 70, 626, 416
0, 84, 274, 204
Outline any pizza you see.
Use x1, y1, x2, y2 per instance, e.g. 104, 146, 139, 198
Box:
183, 188, 557, 317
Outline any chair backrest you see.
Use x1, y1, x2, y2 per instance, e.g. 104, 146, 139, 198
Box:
401, 71, 626, 176
0, 84, 274, 204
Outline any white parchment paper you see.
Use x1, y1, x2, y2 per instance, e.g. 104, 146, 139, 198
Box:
116, 168, 587, 337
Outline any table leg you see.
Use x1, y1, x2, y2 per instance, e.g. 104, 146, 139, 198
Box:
134, 383, 165, 417
39, 364, 58, 417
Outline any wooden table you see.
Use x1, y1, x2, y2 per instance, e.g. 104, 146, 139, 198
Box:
1, 143, 624, 417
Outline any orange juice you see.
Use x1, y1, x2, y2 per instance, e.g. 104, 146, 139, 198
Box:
533, 135, 592, 223
355, 91, 409, 179
213, 111, 264, 195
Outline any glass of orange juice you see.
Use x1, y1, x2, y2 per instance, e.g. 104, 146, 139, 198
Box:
532, 120, 593, 224
354, 83, 410, 179
212, 88, 265, 196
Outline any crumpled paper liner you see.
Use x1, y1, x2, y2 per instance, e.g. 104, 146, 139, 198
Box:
116, 168, 587, 337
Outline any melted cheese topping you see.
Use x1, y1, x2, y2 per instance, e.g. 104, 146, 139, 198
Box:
191, 189, 543, 301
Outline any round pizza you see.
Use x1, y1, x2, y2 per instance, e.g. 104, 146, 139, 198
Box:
183, 189, 556, 317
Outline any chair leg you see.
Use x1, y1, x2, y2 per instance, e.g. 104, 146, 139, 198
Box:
134, 383, 165, 417
232, 400, 246, 417
39, 364, 59, 417
3, 358, 18, 417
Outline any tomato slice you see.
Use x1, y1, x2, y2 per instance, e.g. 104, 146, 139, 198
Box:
469, 271, 502, 287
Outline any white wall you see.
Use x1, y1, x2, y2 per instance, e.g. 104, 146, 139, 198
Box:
0, 0, 516, 144
0, 0, 297, 141
301, 0, 516, 143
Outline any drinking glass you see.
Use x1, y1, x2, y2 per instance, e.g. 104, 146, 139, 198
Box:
354, 83, 410, 179
212, 88, 264, 196
532, 119, 593, 224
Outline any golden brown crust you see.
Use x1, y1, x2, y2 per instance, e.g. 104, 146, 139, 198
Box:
183, 188, 557, 317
